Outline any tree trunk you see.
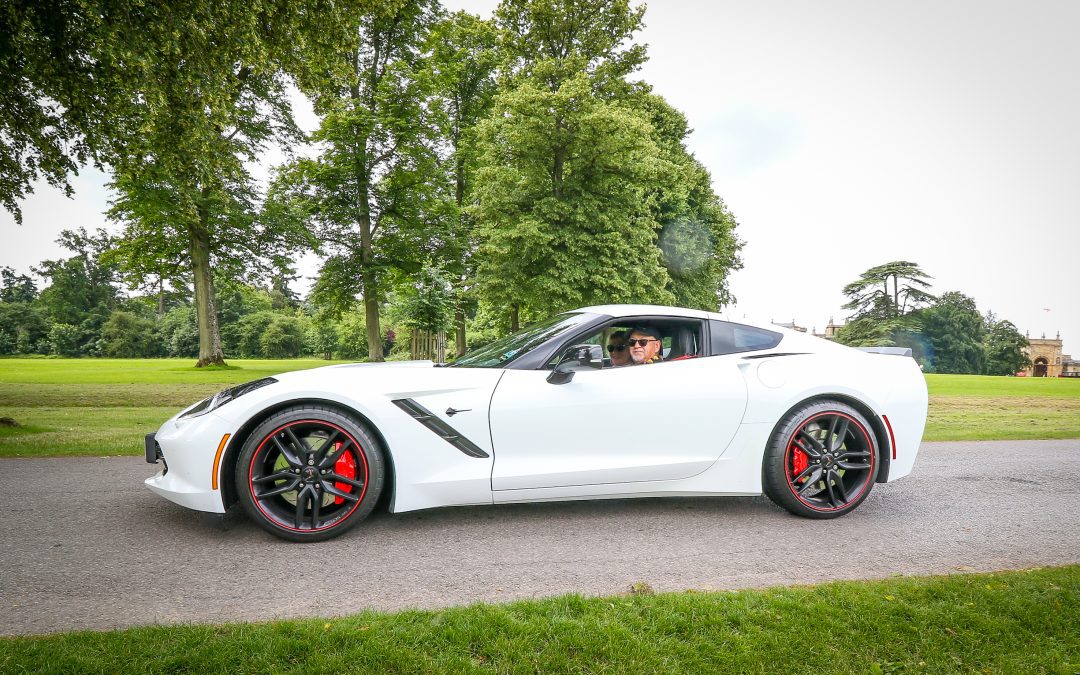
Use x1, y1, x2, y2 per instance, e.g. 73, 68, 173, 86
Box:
454, 152, 467, 357
189, 220, 225, 368
358, 191, 383, 362
455, 305, 466, 357
511, 303, 520, 332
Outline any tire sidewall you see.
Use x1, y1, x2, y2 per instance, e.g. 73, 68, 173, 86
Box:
236, 405, 385, 542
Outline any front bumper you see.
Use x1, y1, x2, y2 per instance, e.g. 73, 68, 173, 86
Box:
143, 411, 233, 514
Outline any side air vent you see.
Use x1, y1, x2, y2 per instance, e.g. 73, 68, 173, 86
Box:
391, 398, 490, 458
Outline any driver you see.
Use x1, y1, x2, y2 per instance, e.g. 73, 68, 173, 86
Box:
626, 326, 663, 365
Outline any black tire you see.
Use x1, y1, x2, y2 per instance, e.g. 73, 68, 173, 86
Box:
235, 405, 385, 542
763, 400, 879, 519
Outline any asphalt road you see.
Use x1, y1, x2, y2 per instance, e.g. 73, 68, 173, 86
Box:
1, 439, 1077, 636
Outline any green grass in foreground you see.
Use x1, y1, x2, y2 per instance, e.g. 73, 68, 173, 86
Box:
1, 361, 1078, 457
1, 567, 1076, 673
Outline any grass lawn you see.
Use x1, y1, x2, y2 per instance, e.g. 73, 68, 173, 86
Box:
1, 566, 1076, 673
0, 358, 346, 458
924, 374, 1080, 441
0, 360, 1078, 457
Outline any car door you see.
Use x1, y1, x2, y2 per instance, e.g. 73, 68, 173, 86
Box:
488, 354, 748, 490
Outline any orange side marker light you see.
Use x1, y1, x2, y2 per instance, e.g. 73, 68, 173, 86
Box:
211, 434, 231, 490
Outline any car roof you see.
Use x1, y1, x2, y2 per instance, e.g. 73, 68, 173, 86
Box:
575, 304, 820, 342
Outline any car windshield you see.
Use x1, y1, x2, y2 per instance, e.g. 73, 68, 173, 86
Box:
449, 312, 594, 368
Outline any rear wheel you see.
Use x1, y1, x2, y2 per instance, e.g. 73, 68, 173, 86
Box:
763, 400, 878, 518
236, 405, 384, 542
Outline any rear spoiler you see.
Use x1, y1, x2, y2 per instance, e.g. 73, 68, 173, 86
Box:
856, 346, 913, 357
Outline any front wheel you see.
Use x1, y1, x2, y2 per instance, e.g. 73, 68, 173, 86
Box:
763, 400, 879, 518
236, 405, 384, 542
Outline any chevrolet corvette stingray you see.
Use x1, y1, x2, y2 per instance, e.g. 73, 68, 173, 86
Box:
144, 305, 927, 542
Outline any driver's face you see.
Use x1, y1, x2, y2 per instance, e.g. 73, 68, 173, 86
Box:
628, 331, 661, 363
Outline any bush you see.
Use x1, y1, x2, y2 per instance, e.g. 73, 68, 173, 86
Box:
336, 312, 368, 360
307, 311, 339, 359
158, 306, 199, 358
100, 311, 163, 357
229, 311, 277, 358
48, 323, 82, 356
259, 315, 305, 358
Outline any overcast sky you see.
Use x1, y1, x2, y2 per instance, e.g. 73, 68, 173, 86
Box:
3, 0, 1077, 354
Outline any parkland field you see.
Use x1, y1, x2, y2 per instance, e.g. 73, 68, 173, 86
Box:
0, 358, 1077, 458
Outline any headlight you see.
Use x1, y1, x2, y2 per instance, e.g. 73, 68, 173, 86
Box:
179, 377, 277, 420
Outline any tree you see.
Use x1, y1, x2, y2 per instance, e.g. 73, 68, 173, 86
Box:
641, 94, 742, 309
472, 0, 740, 327
1, 1, 109, 224
34, 228, 119, 323
495, 0, 647, 92
398, 265, 454, 333
101, 1, 318, 367
473, 72, 674, 326
983, 315, 1030, 376
842, 261, 935, 321
0, 267, 38, 304
0, 302, 48, 355
922, 291, 985, 374
281, 0, 441, 362
425, 11, 501, 355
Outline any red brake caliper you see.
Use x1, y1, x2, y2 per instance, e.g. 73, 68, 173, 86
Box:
791, 444, 808, 483
332, 442, 356, 505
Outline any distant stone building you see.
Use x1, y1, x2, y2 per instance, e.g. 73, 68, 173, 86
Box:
773, 320, 807, 333
1021, 333, 1079, 377
810, 318, 844, 341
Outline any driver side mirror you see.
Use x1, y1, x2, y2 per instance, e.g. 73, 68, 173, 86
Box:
547, 344, 604, 385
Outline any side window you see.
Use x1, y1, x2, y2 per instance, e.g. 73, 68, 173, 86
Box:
545, 319, 706, 368
710, 320, 782, 355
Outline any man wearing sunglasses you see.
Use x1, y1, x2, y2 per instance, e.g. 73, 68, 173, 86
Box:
607, 330, 631, 367
626, 326, 664, 365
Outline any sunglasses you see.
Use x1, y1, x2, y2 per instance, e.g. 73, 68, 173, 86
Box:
626, 338, 659, 347
607, 344, 628, 353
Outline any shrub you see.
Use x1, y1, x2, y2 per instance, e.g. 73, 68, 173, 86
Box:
100, 311, 163, 357
259, 315, 305, 358
48, 323, 82, 356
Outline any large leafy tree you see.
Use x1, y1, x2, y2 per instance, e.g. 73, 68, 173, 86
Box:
842, 261, 935, 321
836, 261, 934, 349
101, 1, 317, 367
0, 1, 114, 224
425, 11, 501, 355
473, 72, 675, 328
921, 291, 985, 374
278, 0, 440, 362
641, 94, 742, 309
34, 228, 120, 343
473, 0, 740, 329
475, 0, 661, 329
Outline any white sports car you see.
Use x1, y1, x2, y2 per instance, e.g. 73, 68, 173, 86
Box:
145, 305, 928, 542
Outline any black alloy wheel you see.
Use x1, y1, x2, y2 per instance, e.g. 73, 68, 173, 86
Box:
763, 400, 878, 518
236, 405, 384, 542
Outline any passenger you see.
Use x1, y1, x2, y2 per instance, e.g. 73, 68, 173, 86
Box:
626, 326, 664, 365
607, 330, 631, 367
